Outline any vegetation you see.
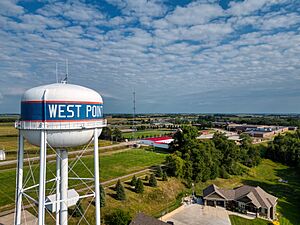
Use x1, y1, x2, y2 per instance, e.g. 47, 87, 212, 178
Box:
155, 166, 163, 177
266, 130, 300, 168
115, 180, 126, 200
122, 129, 173, 139
69, 200, 84, 217
162, 171, 168, 181
130, 175, 137, 186
0, 149, 166, 207
100, 185, 105, 207
149, 174, 157, 187
229, 215, 270, 225
167, 126, 260, 185
104, 208, 132, 225
135, 178, 144, 194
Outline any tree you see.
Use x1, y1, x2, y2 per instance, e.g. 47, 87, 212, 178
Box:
112, 128, 122, 142
115, 179, 126, 200
165, 154, 184, 177
170, 126, 199, 152
99, 127, 112, 140
70, 200, 83, 217
135, 178, 144, 193
162, 171, 168, 181
130, 175, 137, 186
104, 209, 131, 225
144, 175, 149, 181
149, 174, 157, 187
156, 166, 163, 177
100, 184, 105, 207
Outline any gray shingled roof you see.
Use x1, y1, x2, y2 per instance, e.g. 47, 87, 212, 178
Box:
203, 184, 277, 208
130, 213, 168, 225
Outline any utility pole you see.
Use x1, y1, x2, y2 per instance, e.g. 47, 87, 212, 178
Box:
132, 91, 136, 140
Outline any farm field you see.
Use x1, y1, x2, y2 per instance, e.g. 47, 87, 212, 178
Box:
0, 148, 167, 209
122, 129, 173, 139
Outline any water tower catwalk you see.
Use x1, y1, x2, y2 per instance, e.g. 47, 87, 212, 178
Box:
14, 83, 107, 225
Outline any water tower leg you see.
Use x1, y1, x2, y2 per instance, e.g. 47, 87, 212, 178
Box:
56, 152, 61, 225
38, 130, 47, 225
94, 128, 101, 225
60, 149, 68, 225
14, 133, 24, 225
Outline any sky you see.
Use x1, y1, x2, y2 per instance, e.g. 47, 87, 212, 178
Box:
0, 0, 300, 114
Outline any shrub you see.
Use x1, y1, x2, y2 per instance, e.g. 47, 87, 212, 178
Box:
149, 174, 157, 187
162, 171, 168, 181
115, 179, 126, 200
130, 175, 137, 186
135, 178, 144, 194
104, 209, 131, 225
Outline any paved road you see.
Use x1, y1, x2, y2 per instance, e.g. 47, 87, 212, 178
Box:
0, 141, 137, 167
163, 205, 231, 225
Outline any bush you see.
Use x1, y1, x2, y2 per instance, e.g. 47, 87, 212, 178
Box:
104, 209, 131, 225
69, 200, 83, 217
100, 185, 105, 207
135, 178, 144, 193
115, 179, 126, 200
144, 175, 149, 181
149, 174, 157, 187
130, 175, 137, 186
162, 171, 168, 181
156, 166, 163, 177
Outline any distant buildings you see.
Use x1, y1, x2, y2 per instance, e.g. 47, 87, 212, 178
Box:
203, 184, 277, 220
140, 136, 174, 149
227, 124, 290, 139
0, 150, 6, 160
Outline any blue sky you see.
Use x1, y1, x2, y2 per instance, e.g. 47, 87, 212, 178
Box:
0, 0, 300, 114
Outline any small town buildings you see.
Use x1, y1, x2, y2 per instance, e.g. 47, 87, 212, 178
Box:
203, 184, 277, 220
130, 212, 168, 225
140, 136, 174, 149
0, 150, 6, 160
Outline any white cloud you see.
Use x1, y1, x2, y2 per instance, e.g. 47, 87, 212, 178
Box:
0, 0, 299, 113
153, 2, 224, 29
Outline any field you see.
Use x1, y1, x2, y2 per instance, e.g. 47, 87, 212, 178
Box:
122, 129, 173, 139
0, 122, 114, 160
0, 148, 167, 209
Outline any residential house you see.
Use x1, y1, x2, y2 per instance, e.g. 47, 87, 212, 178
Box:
203, 184, 277, 220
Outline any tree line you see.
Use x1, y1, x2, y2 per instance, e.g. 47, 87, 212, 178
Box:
166, 126, 261, 186
266, 130, 300, 167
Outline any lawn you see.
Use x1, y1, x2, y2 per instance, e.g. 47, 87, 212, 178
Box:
0, 148, 167, 209
230, 215, 270, 225
122, 129, 173, 139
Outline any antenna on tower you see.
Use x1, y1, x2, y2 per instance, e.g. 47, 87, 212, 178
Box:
56, 63, 58, 83
132, 90, 136, 140
61, 59, 68, 84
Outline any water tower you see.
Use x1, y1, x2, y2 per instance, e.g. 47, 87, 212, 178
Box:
14, 82, 107, 225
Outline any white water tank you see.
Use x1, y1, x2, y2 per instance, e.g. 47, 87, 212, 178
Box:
15, 83, 106, 147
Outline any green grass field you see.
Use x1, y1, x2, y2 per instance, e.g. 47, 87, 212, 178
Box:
0, 148, 166, 209
122, 129, 173, 139
230, 215, 270, 225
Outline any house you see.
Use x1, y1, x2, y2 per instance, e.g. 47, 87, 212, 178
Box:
203, 184, 277, 220
140, 136, 174, 149
130, 212, 168, 225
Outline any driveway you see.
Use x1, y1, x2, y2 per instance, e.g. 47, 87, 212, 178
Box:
162, 205, 231, 225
